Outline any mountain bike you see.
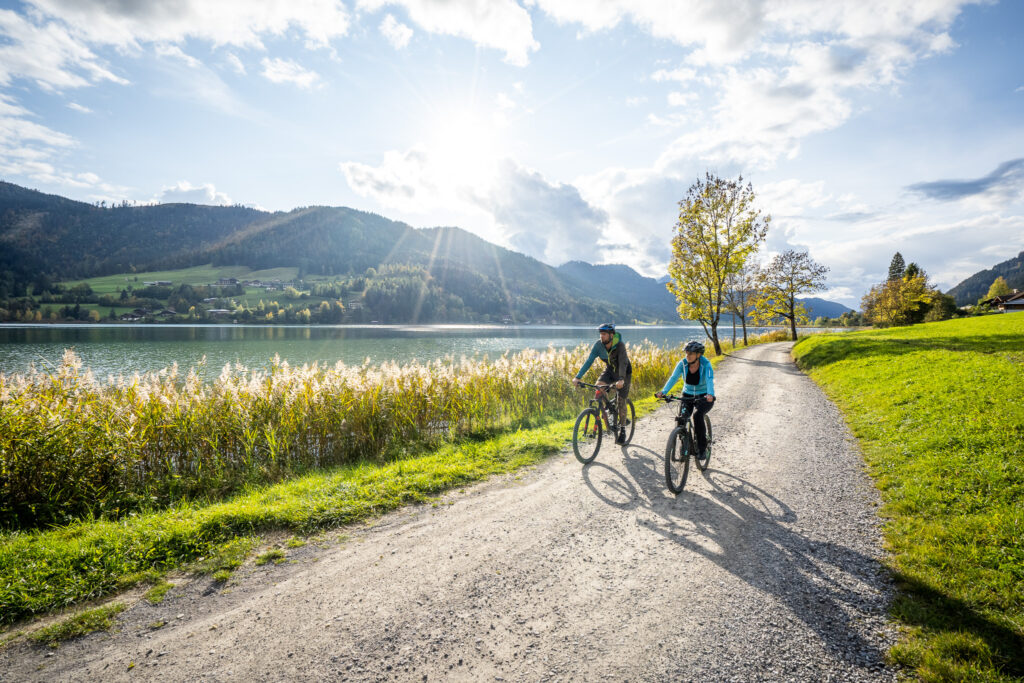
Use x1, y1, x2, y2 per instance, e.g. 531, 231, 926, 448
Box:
659, 394, 713, 493
571, 382, 636, 464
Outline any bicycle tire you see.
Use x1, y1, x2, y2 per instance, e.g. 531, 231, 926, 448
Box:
664, 426, 691, 494
696, 414, 712, 471
622, 399, 636, 445
572, 408, 602, 464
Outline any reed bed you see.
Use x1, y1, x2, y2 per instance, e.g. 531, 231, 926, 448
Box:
1, 340, 684, 530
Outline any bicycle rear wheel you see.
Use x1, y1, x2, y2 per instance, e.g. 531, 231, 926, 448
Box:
664, 426, 691, 494
572, 408, 602, 464
696, 415, 712, 471
622, 399, 636, 445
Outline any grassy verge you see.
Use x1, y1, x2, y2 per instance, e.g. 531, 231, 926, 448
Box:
792, 315, 1024, 682
0, 329, 771, 632
28, 603, 126, 648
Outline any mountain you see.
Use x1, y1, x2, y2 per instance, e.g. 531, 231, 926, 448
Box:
556, 261, 679, 320
0, 180, 854, 324
799, 297, 854, 319
0, 181, 267, 278
945, 251, 1024, 305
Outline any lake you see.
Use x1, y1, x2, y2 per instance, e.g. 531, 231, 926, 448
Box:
0, 323, 796, 377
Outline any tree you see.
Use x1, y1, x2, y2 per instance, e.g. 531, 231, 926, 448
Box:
985, 276, 1012, 301
751, 250, 829, 340
862, 265, 934, 327
887, 252, 906, 281
666, 173, 770, 355
725, 262, 759, 346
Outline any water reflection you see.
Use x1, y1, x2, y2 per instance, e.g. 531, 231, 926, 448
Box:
0, 324, 812, 377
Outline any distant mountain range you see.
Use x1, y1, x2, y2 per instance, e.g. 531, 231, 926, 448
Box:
0, 180, 851, 323
945, 251, 1024, 305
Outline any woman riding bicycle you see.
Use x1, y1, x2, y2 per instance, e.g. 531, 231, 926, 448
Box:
572, 323, 633, 444
656, 340, 715, 458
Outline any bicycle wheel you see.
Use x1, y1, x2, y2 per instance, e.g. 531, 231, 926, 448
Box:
664, 426, 691, 494
622, 399, 636, 445
696, 415, 712, 471
572, 408, 602, 464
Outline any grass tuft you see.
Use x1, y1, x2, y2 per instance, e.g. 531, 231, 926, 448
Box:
29, 603, 126, 648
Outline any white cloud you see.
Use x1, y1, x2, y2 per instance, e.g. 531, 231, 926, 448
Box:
358, 0, 538, 66
0, 8, 127, 91
341, 146, 607, 265
66, 101, 92, 113
226, 53, 246, 75
155, 44, 202, 68
651, 67, 697, 83
158, 180, 233, 205
260, 57, 321, 89
379, 13, 412, 49
625, 96, 647, 107
666, 91, 696, 107
495, 92, 515, 110
21, 0, 351, 50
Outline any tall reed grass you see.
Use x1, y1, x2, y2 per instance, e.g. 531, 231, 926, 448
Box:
1, 341, 685, 530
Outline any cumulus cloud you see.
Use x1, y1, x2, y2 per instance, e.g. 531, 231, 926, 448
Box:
158, 181, 233, 205
358, 0, 538, 66
155, 44, 202, 68
260, 57, 321, 89
379, 13, 412, 49
66, 102, 92, 113
341, 146, 608, 265
906, 158, 1024, 204
21, 0, 351, 50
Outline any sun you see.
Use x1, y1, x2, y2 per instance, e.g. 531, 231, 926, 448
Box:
428, 110, 502, 191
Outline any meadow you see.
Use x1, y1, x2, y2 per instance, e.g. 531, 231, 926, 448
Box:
793, 314, 1024, 682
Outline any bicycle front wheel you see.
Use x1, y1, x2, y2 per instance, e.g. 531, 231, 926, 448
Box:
696, 415, 712, 471
572, 408, 602, 464
664, 426, 691, 494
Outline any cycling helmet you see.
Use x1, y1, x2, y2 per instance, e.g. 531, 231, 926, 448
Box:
684, 340, 705, 354
597, 323, 615, 332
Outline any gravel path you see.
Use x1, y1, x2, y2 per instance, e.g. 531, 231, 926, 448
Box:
1, 341, 899, 682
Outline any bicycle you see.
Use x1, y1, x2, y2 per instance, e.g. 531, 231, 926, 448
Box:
658, 394, 713, 493
571, 381, 636, 464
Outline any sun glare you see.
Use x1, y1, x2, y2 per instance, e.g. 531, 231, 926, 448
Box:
429, 111, 502, 190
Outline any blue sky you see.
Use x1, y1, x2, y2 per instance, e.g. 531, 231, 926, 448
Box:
1, 0, 1022, 307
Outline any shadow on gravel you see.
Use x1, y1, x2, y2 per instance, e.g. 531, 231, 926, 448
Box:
609, 450, 891, 666
723, 353, 803, 376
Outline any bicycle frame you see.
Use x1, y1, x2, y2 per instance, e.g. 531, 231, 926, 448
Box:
576, 381, 619, 430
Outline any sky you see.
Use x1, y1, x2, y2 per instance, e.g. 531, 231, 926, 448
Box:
1, 0, 1022, 308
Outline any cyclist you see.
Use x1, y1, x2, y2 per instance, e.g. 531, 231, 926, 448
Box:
572, 323, 633, 444
655, 340, 715, 458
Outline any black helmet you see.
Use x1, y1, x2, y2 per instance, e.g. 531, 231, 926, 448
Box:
597, 323, 615, 332
684, 340, 705, 354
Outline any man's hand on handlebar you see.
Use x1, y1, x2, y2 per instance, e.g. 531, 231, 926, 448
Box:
572, 377, 582, 387
655, 391, 665, 399
615, 379, 624, 389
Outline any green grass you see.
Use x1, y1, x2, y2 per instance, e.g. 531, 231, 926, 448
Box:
28, 603, 126, 648
255, 549, 286, 566
793, 314, 1024, 682
64, 264, 302, 295
143, 580, 173, 605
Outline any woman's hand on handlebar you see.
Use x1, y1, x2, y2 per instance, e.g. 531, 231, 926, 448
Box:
655, 391, 665, 399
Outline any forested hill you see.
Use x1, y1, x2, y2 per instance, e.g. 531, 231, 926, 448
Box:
0, 181, 268, 277
945, 251, 1024, 305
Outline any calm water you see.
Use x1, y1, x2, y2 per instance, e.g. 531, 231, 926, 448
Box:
0, 324, 789, 378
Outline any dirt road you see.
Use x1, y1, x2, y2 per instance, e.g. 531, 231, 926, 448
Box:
1, 341, 898, 682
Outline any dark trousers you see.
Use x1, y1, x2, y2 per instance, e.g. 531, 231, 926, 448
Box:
681, 395, 714, 452
598, 370, 631, 424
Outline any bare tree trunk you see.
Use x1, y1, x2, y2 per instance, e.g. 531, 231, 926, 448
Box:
741, 316, 749, 345
789, 314, 798, 341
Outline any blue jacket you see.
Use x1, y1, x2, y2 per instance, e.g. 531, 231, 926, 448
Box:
660, 355, 715, 396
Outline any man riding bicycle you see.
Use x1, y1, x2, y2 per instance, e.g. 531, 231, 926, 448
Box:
656, 340, 715, 458
573, 323, 633, 444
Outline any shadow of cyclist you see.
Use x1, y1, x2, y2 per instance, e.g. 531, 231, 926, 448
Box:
586, 446, 890, 665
